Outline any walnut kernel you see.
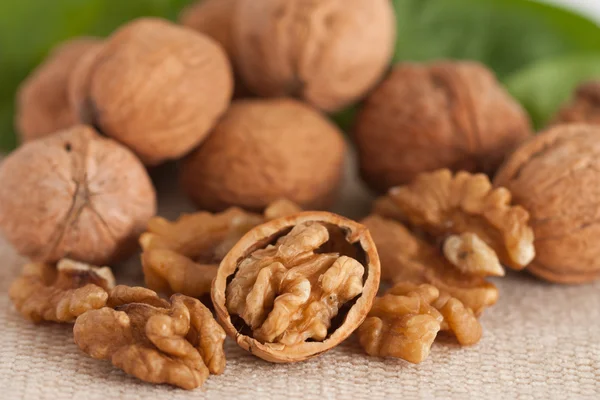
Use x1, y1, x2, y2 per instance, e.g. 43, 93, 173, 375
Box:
212, 212, 380, 363
375, 169, 534, 270
74, 286, 226, 390
140, 200, 301, 298
358, 283, 481, 363
9, 259, 115, 323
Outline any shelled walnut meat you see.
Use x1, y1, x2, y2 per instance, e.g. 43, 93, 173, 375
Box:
354, 61, 532, 192
9, 259, 115, 323
212, 212, 380, 363
180, 98, 346, 212
74, 285, 225, 390
495, 124, 600, 284
358, 282, 481, 364
15, 37, 102, 142
70, 18, 233, 165
233, 0, 396, 112
0, 125, 156, 265
140, 199, 302, 298
554, 81, 600, 125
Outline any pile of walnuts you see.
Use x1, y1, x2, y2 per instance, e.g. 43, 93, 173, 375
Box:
2, 0, 599, 392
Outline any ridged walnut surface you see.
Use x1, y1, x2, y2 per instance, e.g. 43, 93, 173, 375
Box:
354, 61, 532, 192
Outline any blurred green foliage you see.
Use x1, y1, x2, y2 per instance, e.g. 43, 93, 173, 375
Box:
2, 0, 600, 150
506, 54, 600, 128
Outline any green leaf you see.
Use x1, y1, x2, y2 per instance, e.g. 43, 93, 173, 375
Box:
505, 54, 600, 129
392, 0, 600, 78
0, 0, 195, 153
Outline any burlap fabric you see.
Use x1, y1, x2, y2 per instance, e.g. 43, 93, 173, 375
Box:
1, 156, 599, 400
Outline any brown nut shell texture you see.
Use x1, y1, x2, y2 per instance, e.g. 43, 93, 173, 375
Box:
16, 37, 103, 142
73, 18, 233, 165
374, 169, 535, 271
0, 125, 156, 265
355, 61, 532, 192
554, 81, 600, 126
212, 212, 381, 363
9, 259, 115, 323
140, 199, 301, 298
180, 98, 346, 212
74, 285, 226, 390
233, 0, 396, 112
495, 124, 600, 284
358, 282, 481, 364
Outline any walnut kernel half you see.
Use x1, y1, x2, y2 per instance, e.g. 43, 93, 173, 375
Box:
212, 212, 380, 363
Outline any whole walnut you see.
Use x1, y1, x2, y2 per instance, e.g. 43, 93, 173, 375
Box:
0, 125, 156, 265
72, 18, 233, 165
495, 124, 600, 284
180, 98, 346, 212
554, 81, 600, 125
355, 61, 532, 193
15, 38, 102, 142
233, 0, 396, 112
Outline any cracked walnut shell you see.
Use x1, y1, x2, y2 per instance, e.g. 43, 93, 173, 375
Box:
0, 125, 156, 265
354, 61, 532, 192
74, 286, 226, 390
233, 0, 396, 112
15, 37, 103, 142
374, 169, 535, 270
140, 199, 301, 298
9, 259, 115, 323
73, 18, 233, 165
212, 212, 380, 363
358, 283, 481, 363
495, 124, 600, 284
362, 215, 498, 315
180, 98, 346, 212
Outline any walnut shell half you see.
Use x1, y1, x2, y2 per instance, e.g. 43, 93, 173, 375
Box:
212, 212, 380, 363
495, 124, 600, 284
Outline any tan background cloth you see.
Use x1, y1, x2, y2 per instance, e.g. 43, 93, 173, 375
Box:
1, 155, 599, 400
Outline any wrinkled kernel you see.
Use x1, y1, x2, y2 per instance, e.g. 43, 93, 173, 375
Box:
74, 287, 225, 390
9, 259, 115, 323
362, 215, 498, 315
358, 283, 482, 362
375, 169, 535, 270
443, 233, 504, 277
140, 200, 302, 297
226, 222, 365, 346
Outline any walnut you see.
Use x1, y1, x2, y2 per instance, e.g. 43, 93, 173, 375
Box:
180, 99, 346, 212
140, 199, 302, 298
212, 212, 380, 363
362, 215, 498, 315
73, 18, 233, 165
495, 124, 600, 283
74, 286, 226, 390
9, 259, 115, 323
15, 38, 102, 142
374, 169, 535, 270
0, 125, 156, 265
232, 0, 396, 112
554, 81, 600, 125
358, 283, 481, 363
354, 61, 532, 192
